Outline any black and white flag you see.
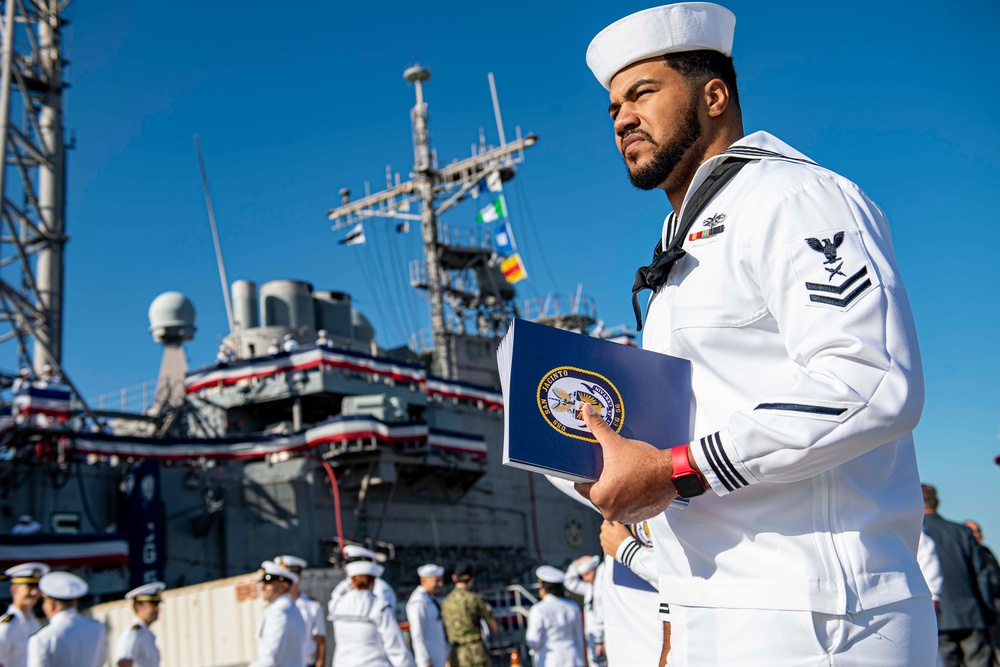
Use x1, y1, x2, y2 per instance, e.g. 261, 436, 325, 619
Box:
339, 222, 366, 246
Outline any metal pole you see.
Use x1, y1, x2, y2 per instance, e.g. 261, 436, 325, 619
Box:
33, 1, 66, 372
0, 0, 16, 205
488, 72, 507, 147
405, 65, 452, 378
194, 135, 236, 334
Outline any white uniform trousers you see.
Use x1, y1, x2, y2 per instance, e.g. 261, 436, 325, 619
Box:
667, 596, 938, 667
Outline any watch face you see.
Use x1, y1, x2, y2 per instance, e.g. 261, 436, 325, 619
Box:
674, 473, 706, 499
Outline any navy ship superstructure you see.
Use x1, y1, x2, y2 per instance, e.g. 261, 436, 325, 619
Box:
0, 53, 619, 600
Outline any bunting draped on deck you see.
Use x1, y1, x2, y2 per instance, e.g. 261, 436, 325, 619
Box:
0, 533, 129, 569
13, 384, 72, 421
56, 414, 488, 461
185, 346, 503, 410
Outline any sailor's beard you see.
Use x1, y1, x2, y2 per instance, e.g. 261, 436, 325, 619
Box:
624, 98, 702, 191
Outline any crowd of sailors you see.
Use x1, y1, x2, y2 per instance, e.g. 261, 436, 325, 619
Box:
216, 330, 339, 367
0, 544, 602, 667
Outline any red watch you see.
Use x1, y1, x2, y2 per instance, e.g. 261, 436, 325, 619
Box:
671, 444, 707, 498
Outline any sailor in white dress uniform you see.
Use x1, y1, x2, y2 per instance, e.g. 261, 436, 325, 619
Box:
0, 563, 48, 667
328, 544, 397, 619
26, 571, 107, 667
329, 561, 415, 667
114, 581, 165, 667
563, 556, 605, 667
274, 555, 326, 667
526, 566, 585, 667
405, 564, 449, 667
250, 560, 307, 667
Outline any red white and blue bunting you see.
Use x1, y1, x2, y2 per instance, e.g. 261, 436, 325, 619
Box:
13, 384, 72, 421
61, 414, 487, 462
0, 533, 129, 569
185, 346, 503, 410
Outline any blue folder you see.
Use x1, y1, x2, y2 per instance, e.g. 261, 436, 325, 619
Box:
498, 318, 691, 482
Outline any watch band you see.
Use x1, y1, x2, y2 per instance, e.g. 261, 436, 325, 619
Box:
671, 444, 707, 498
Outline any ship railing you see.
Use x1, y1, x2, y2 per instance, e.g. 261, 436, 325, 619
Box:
91, 380, 157, 414
409, 327, 434, 355
409, 260, 489, 304
520, 291, 598, 325
408, 259, 426, 289
596, 323, 638, 345
439, 221, 493, 250
482, 583, 538, 666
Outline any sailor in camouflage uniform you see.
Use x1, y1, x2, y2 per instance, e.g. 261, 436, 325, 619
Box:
440, 564, 496, 667
0, 563, 48, 667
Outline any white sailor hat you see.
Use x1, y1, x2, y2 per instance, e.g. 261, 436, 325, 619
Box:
536, 565, 566, 585
578, 555, 602, 574
283, 333, 294, 341
18, 367, 30, 375
4, 562, 50, 584
417, 564, 445, 578
125, 581, 166, 602
587, 3, 737, 90
317, 329, 328, 336
343, 545, 385, 562
41, 363, 52, 372
258, 560, 299, 585
274, 555, 308, 573
38, 571, 88, 600
345, 561, 382, 578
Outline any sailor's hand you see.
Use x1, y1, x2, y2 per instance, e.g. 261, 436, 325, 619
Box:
599, 520, 632, 558
575, 403, 676, 523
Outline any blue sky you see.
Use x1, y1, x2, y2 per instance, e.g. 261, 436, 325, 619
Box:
6, 2, 998, 543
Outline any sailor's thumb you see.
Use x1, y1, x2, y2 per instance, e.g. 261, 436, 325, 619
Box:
581, 403, 616, 445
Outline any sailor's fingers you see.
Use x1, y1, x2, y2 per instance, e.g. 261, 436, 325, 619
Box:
580, 403, 623, 449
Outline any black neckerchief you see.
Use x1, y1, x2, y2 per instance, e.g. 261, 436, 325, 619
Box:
630, 157, 752, 330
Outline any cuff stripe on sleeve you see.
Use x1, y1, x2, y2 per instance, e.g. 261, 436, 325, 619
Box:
701, 432, 748, 491
621, 540, 641, 567
701, 434, 733, 491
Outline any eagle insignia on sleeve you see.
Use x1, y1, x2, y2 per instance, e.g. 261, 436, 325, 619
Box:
790, 229, 877, 310
805, 232, 847, 281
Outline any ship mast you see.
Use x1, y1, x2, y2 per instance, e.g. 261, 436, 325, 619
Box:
0, 0, 68, 375
405, 66, 449, 379
326, 65, 536, 380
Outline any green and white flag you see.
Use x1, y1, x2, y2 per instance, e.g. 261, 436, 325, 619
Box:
476, 195, 507, 224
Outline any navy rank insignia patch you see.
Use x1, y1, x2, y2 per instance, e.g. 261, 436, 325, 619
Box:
789, 228, 878, 310
689, 212, 726, 241
537, 366, 624, 443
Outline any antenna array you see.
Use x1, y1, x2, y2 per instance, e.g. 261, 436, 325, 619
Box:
326, 66, 537, 379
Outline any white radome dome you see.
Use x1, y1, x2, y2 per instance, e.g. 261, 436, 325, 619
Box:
148, 292, 196, 343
